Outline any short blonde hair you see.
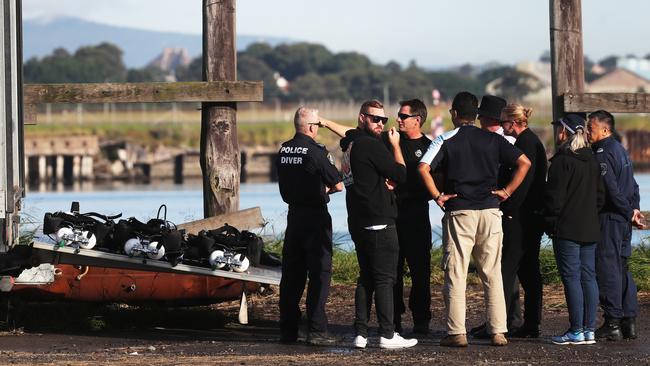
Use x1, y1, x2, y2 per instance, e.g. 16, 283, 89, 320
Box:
501, 103, 533, 126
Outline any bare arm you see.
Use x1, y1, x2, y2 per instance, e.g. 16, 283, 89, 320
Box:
418, 162, 457, 210
319, 118, 354, 138
492, 154, 531, 201
418, 163, 440, 200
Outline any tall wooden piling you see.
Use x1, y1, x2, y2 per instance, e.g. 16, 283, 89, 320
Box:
201, 0, 239, 217
549, 0, 584, 123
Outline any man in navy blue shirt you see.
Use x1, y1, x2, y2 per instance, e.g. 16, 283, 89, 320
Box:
277, 107, 343, 346
587, 110, 645, 341
418, 91, 531, 347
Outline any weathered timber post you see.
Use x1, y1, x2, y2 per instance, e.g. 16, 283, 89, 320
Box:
549, 0, 584, 124
201, 0, 239, 217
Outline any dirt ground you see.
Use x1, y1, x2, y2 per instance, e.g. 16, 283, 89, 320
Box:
0, 284, 648, 365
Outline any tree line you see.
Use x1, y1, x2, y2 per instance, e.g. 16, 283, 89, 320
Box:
24, 41, 630, 104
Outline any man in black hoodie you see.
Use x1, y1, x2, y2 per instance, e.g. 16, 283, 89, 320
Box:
339, 100, 417, 349
320, 99, 434, 335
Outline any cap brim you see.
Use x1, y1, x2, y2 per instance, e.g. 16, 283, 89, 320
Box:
477, 110, 500, 120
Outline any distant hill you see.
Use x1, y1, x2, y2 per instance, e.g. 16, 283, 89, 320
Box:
23, 16, 294, 68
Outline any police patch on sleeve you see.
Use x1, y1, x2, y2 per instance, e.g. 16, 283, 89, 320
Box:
327, 152, 335, 165
600, 163, 607, 176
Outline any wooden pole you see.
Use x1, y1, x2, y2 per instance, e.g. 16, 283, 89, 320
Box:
549, 0, 585, 123
201, 0, 239, 217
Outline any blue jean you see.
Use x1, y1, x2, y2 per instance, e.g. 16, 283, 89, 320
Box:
553, 239, 599, 331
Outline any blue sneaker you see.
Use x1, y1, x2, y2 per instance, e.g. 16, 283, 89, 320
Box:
583, 330, 596, 344
551, 330, 585, 345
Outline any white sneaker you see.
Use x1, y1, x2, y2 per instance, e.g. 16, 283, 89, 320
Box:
353, 335, 367, 349
379, 332, 418, 349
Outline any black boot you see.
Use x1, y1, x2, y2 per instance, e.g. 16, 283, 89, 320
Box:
508, 324, 540, 338
596, 317, 623, 341
621, 317, 638, 339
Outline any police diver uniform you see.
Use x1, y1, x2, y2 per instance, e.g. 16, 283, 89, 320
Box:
592, 135, 640, 340
276, 133, 341, 342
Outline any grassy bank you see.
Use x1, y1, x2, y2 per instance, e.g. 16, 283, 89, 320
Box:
266, 239, 650, 291
26, 110, 650, 150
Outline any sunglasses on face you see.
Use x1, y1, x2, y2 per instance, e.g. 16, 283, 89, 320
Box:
363, 113, 388, 124
397, 113, 419, 121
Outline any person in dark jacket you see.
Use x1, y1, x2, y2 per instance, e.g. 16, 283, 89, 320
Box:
276, 107, 344, 346
339, 99, 417, 349
319, 100, 434, 335
544, 114, 605, 345
587, 110, 645, 341
499, 104, 548, 337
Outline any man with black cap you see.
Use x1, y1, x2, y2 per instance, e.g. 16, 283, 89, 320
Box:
418, 91, 531, 347
276, 106, 343, 346
477, 95, 515, 143
587, 110, 644, 341
470, 94, 523, 338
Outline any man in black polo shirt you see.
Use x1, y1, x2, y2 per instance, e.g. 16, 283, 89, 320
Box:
418, 91, 531, 347
276, 106, 343, 346
389, 99, 434, 334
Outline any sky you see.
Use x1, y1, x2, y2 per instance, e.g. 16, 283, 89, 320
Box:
21, 0, 650, 68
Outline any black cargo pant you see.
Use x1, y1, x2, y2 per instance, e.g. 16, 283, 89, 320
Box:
393, 201, 432, 330
279, 206, 333, 340
501, 212, 543, 329
351, 221, 399, 339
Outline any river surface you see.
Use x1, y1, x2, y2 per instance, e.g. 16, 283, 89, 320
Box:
23, 174, 650, 249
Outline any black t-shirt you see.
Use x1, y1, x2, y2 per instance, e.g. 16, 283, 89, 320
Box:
276, 133, 341, 208
382, 132, 432, 204
499, 128, 548, 216
429, 125, 523, 211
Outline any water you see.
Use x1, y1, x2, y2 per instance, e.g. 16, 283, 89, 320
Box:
24, 174, 650, 249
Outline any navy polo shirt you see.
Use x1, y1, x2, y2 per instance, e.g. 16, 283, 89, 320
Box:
426, 125, 523, 211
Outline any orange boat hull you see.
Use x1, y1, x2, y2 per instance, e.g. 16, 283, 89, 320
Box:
9, 265, 260, 305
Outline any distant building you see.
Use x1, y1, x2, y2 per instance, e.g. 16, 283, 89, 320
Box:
515, 61, 552, 106
484, 61, 552, 106
613, 56, 650, 81
274, 72, 289, 95
147, 47, 192, 81
586, 68, 650, 93
485, 57, 650, 106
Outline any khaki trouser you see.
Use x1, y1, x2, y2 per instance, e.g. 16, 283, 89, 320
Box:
442, 208, 507, 335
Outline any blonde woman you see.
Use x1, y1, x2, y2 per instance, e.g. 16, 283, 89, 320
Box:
498, 104, 547, 338
544, 114, 604, 345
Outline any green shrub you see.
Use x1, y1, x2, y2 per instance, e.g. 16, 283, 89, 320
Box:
266, 235, 650, 291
